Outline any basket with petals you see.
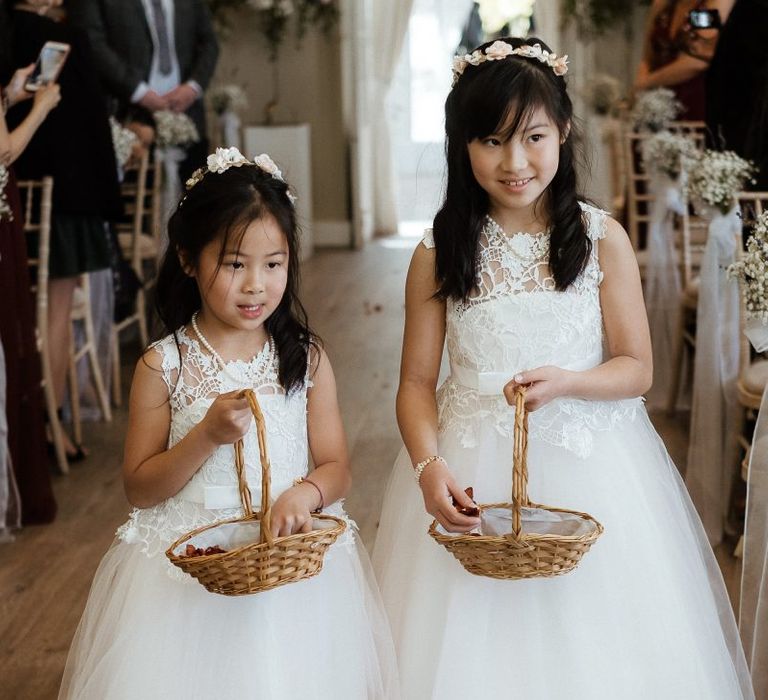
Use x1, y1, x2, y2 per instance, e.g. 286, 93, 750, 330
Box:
166, 389, 346, 595
429, 388, 604, 579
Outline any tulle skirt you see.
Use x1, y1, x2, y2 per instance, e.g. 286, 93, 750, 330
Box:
372, 408, 754, 699
60, 530, 398, 699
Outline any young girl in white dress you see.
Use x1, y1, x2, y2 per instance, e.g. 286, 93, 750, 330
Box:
372, 38, 754, 699
59, 149, 398, 699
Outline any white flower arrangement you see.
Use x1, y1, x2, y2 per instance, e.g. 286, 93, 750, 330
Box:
0, 165, 12, 222
154, 110, 200, 148
109, 117, 138, 168
687, 149, 755, 215
209, 84, 249, 115
582, 73, 622, 116
641, 131, 697, 180
248, 0, 294, 15
728, 211, 768, 324
631, 88, 682, 132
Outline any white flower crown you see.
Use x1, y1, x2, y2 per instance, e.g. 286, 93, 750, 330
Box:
452, 41, 569, 87
185, 147, 297, 204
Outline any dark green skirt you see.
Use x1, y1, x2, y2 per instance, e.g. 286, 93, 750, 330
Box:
49, 213, 111, 279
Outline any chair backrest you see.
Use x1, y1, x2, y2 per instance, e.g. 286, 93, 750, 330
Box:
149, 149, 164, 250
622, 127, 652, 250
17, 177, 53, 336
116, 150, 150, 273
668, 120, 707, 149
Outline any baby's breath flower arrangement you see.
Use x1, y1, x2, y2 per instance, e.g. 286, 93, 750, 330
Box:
109, 117, 138, 168
154, 110, 200, 148
728, 211, 768, 324
687, 149, 755, 215
209, 84, 249, 115
583, 74, 622, 116
641, 131, 697, 180
631, 88, 682, 132
0, 165, 12, 222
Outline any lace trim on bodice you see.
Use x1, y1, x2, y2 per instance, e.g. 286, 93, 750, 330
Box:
427, 202, 643, 456
116, 329, 355, 578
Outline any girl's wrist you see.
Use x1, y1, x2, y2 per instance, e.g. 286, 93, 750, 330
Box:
293, 477, 323, 512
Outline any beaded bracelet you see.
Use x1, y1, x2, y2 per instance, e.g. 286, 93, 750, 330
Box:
294, 476, 324, 513
413, 455, 445, 484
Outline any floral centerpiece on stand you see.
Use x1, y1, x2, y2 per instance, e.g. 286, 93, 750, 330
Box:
154, 110, 200, 148
687, 149, 755, 215
641, 130, 697, 180
209, 84, 249, 149
631, 88, 682, 132
582, 73, 622, 116
728, 210, 768, 350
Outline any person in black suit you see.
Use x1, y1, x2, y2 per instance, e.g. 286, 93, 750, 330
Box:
69, 0, 219, 182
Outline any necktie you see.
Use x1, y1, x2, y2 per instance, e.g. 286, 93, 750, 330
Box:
150, 0, 172, 75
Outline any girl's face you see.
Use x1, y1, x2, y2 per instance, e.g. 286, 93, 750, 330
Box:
188, 213, 289, 344
467, 105, 563, 223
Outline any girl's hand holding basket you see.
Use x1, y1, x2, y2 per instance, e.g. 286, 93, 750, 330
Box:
418, 458, 480, 533
200, 390, 253, 445
504, 366, 575, 412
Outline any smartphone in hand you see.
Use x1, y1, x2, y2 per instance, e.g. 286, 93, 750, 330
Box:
24, 41, 70, 92
688, 9, 722, 30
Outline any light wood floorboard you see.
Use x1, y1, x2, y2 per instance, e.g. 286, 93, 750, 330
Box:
0, 238, 741, 698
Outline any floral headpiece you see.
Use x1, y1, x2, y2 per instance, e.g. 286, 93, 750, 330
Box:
185, 147, 297, 204
452, 41, 569, 87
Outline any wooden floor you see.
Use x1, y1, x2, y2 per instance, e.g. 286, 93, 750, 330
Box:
0, 237, 741, 699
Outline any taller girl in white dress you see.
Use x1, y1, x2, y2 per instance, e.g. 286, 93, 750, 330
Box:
59, 149, 397, 699
372, 38, 753, 699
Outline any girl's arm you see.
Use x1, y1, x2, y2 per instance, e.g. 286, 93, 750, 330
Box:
122, 348, 252, 508
5, 84, 61, 164
506, 217, 652, 411
269, 347, 351, 537
397, 244, 479, 532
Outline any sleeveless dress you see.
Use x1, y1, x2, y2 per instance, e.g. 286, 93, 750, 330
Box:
59, 329, 398, 699
371, 203, 753, 699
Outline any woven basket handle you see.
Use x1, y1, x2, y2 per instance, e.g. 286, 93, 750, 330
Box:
511, 387, 530, 536
232, 389, 273, 548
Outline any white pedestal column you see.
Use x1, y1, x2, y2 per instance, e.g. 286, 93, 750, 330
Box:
243, 124, 313, 259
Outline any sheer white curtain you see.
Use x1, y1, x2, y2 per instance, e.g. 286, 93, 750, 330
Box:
372, 0, 415, 235
741, 384, 768, 697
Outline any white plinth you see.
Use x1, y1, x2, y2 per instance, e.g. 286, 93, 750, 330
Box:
244, 124, 313, 259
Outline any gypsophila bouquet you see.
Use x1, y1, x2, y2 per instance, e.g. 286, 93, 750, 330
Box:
687, 149, 755, 215
631, 88, 682, 132
110, 117, 138, 168
728, 211, 768, 323
209, 84, 249, 115
154, 111, 200, 148
583, 74, 622, 116
641, 131, 697, 180
0, 165, 12, 222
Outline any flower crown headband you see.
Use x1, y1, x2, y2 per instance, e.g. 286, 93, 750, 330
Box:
185, 147, 297, 205
452, 41, 569, 87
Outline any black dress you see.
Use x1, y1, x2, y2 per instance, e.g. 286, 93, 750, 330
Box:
5, 9, 121, 278
706, 0, 768, 190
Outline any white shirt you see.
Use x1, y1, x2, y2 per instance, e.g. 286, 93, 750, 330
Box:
131, 0, 201, 103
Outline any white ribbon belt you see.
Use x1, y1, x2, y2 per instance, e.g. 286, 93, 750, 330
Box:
177, 482, 254, 510
450, 364, 511, 396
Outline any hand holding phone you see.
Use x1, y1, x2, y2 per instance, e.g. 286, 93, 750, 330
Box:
24, 41, 70, 92
688, 9, 722, 30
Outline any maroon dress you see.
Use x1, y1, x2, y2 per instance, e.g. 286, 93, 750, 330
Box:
0, 169, 56, 524
648, 0, 708, 120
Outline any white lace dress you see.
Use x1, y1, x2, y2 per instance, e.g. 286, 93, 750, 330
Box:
59, 329, 398, 700
372, 203, 753, 700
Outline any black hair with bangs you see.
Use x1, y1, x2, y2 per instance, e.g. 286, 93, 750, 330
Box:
434, 36, 589, 298
154, 164, 316, 393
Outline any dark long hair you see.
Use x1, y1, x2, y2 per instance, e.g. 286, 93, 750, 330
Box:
434, 36, 589, 298
154, 163, 315, 393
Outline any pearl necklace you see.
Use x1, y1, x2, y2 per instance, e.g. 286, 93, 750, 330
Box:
190, 311, 275, 385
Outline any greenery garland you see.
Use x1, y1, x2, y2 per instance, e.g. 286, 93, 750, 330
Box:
560, 0, 651, 36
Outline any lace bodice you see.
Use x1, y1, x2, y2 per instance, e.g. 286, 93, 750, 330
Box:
117, 329, 351, 567
428, 202, 642, 457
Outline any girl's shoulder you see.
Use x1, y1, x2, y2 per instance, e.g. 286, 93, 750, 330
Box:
420, 228, 435, 250
142, 329, 193, 394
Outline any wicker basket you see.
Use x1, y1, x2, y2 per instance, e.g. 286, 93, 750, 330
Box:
166, 389, 346, 595
429, 387, 603, 579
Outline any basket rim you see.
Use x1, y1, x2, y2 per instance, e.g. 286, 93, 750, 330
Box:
165, 511, 347, 562
428, 500, 604, 545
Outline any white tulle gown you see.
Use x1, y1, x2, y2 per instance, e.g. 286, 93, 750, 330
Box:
59, 330, 398, 699
372, 203, 753, 700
